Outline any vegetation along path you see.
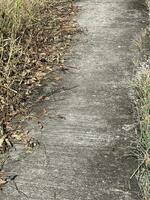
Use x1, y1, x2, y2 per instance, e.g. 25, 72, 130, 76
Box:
1, 0, 148, 199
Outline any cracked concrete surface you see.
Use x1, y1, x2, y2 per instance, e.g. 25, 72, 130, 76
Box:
0, 0, 148, 199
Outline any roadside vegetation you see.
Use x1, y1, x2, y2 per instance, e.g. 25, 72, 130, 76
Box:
135, 61, 150, 199
133, 1, 150, 199
0, 0, 79, 152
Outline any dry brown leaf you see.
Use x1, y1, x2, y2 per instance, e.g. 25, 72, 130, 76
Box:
0, 172, 7, 178
0, 136, 6, 147
54, 76, 61, 81
0, 178, 7, 187
12, 133, 23, 141
5, 138, 13, 147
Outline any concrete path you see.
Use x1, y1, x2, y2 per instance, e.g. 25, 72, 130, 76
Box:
1, 0, 148, 199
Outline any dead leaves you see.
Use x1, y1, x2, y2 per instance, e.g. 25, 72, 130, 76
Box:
0, 172, 17, 187
0, 159, 18, 188
0, 178, 7, 187
12, 130, 39, 151
0, 135, 13, 153
0, 171, 8, 188
0, 0, 79, 154
0, 126, 39, 153
0, 136, 5, 147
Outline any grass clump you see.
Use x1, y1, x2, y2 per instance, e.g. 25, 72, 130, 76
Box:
133, 1, 150, 199
0, 0, 35, 34
133, 27, 150, 199
0, 0, 37, 139
135, 66, 150, 200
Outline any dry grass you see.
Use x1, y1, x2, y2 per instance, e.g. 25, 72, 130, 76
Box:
133, 23, 150, 200
0, 0, 79, 152
135, 66, 150, 200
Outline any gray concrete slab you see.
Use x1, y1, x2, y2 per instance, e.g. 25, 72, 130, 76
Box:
0, 0, 148, 199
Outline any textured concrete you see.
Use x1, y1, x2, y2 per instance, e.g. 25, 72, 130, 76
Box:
0, 0, 148, 199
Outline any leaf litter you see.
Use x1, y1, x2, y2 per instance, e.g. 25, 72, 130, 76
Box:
0, 0, 80, 190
